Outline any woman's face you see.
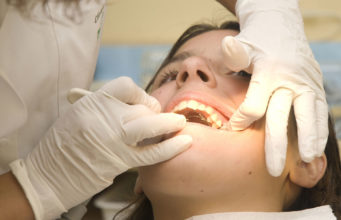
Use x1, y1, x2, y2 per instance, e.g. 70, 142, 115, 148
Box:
138, 30, 290, 212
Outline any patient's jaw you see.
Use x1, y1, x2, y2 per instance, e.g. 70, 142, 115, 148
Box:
136, 30, 311, 220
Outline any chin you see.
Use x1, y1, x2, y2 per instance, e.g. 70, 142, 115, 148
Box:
138, 123, 266, 198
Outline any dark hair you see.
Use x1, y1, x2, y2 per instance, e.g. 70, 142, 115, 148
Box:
114, 21, 341, 219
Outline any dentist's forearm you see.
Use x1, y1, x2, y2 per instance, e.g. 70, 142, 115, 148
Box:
0, 172, 34, 220
216, 0, 237, 14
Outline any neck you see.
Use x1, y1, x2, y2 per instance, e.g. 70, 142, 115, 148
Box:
150, 193, 283, 220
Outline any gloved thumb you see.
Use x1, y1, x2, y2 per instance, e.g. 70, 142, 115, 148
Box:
67, 88, 93, 104
67, 77, 162, 113
221, 36, 251, 72
100, 77, 161, 113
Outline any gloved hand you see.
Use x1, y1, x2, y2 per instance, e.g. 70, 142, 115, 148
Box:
220, 0, 328, 176
9, 77, 192, 220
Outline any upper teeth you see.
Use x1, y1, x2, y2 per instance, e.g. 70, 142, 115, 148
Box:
171, 100, 225, 129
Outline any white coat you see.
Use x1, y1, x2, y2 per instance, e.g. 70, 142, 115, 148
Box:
0, 0, 106, 174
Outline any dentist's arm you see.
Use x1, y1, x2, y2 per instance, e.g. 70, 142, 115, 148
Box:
218, 0, 328, 176
216, 0, 237, 14
0, 172, 34, 220
2, 77, 192, 220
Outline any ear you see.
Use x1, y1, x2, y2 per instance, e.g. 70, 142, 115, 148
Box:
289, 154, 327, 188
134, 175, 144, 195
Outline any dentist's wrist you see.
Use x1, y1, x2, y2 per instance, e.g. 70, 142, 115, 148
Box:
236, 0, 300, 17
0, 171, 35, 220
235, 0, 301, 28
216, 0, 237, 15
10, 159, 67, 220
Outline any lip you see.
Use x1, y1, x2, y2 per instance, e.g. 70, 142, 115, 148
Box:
164, 91, 235, 124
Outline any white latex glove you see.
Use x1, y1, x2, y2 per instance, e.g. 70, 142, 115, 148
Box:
221, 0, 328, 176
9, 77, 192, 220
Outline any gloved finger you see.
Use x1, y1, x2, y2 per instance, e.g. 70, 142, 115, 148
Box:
228, 75, 271, 130
293, 92, 318, 162
121, 104, 157, 123
135, 134, 192, 166
123, 113, 187, 145
67, 88, 93, 104
100, 77, 161, 112
221, 36, 251, 72
316, 98, 329, 156
265, 88, 293, 177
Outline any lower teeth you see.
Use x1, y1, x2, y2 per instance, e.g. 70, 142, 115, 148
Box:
186, 115, 211, 127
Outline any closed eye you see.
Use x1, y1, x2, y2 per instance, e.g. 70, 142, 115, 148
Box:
226, 70, 251, 79
157, 69, 179, 87
236, 70, 251, 78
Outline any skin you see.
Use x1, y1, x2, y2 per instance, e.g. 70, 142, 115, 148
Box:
0, 1, 238, 219
136, 30, 321, 220
0, 1, 325, 219
0, 172, 34, 220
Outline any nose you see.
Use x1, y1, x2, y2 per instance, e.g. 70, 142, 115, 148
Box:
176, 56, 217, 88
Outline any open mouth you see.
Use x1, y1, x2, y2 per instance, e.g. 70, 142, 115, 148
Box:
171, 100, 229, 129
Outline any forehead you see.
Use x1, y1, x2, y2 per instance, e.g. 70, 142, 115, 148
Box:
175, 29, 239, 56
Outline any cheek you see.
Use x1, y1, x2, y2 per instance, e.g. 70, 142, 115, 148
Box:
217, 77, 250, 106
139, 123, 268, 197
150, 83, 176, 110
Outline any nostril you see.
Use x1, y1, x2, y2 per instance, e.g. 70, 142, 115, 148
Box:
181, 72, 189, 82
197, 71, 209, 82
